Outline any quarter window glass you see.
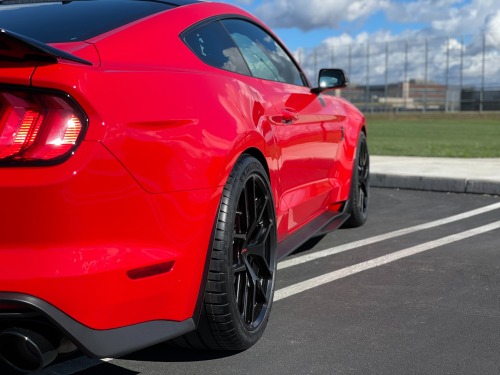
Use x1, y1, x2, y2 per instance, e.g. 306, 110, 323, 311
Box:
183, 21, 251, 76
222, 19, 305, 86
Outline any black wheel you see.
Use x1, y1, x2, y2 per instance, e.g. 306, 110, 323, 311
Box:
178, 154, 277, 350
344, 132, 369, 228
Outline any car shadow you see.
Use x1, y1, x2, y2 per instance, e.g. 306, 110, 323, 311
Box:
288, 234, 327, 256
71, 362, 140, 375
64, 344, 240, 375
121, 341, 240, 363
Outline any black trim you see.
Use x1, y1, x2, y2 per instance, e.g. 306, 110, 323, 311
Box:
0, 28, 92, 65
277, 207, 350, 260
0, 293, 195, 358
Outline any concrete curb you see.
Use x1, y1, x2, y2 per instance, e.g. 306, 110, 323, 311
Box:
371, 174, 500, 196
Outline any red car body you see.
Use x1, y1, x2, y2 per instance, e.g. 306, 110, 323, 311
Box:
0, 0, 367, 372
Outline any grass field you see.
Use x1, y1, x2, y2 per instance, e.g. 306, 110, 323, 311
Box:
366, 113, 500, 157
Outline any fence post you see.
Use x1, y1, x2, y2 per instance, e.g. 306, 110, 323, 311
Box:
384, 42, 389, 113
480, 33, 485, 112
348, 45, 352, 81
460, 36, 464, 110
366, 43, 370, 111
404, 40, 408, 111
314, 49, 318, 84
424, 38, 428, 112
445, 38, 450, 112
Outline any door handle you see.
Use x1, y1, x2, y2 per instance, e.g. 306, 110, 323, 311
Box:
281, 107, 299, 124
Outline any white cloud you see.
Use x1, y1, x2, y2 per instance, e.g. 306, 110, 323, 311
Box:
255, 0, 500, 47
386, 0, 500, 43
292, 0, 500, 86
484, 9, 500, 47
254, 0, 389, 31
227, 0, 500, 87
385, 0, 464, 24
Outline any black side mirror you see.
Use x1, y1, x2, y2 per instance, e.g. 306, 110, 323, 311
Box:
311, 69, 348, 94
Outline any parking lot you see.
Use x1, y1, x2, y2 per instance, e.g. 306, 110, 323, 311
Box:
3, 187, 500, 375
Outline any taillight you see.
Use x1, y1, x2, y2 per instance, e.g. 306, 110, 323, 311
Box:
0, 88, 87, 165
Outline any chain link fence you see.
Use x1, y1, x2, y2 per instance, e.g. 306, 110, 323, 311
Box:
295, 33, 500, 113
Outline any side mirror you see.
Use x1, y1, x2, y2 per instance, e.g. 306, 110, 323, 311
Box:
311, 69, 348, 94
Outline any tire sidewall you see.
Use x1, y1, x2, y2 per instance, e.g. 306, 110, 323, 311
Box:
347, 132, 369, 227
220, 156, 277, 347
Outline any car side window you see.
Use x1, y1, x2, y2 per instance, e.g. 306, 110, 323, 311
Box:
221, 19, 306, 86
183, 21, 251, 76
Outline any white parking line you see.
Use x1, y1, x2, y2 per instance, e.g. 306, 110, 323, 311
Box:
278, 202, 500, 270
275, 220, 500, 301
39, 203, 500, 375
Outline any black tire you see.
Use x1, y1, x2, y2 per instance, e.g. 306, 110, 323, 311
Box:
178, 155, 277, 350
344, 132, 369, 228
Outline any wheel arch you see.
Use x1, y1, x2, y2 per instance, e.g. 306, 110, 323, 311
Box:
241, 147, 270, 178
215, 123, 279, 199
336, 103, 367, 202
233, 146, 280, 211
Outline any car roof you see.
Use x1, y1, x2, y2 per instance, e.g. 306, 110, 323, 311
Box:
150, 0, 202, 5
0, 0, 204, 43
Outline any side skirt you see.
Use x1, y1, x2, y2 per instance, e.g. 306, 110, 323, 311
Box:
276, 209, 350, 261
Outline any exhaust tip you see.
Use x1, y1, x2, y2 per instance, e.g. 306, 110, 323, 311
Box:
0, 327, 58, 373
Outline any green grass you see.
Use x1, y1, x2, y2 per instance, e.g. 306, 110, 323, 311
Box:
366, 113, 500, 157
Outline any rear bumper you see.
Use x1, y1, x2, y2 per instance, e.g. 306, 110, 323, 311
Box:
0, 141, 221, 330
0, 292, 195, 358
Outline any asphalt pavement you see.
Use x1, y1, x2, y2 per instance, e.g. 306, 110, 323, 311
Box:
371, 156, 500, 195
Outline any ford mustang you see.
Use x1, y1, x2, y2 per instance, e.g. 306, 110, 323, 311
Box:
0, 0, 369, 373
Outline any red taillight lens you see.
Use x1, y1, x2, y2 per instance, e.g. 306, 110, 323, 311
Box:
0, 89, 87, 164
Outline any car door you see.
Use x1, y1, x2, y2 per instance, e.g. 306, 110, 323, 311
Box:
221, 19, 344, 233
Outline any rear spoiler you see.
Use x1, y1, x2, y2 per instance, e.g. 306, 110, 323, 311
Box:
0, 28, 92, 66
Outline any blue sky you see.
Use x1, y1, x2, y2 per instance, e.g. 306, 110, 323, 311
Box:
220, 0, 499, 51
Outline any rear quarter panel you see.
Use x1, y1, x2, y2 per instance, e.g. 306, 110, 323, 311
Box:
32, 5, 278, 195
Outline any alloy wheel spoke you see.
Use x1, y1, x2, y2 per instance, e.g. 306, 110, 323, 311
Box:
232, 172, 275, 328
235, 272, 242, 308
246, 194, 269, 239
255, 279, 268, 303
249, 283, 257, 323
246, 226, 273, 277
243, 180, 254, 237
242, 274, 250, 323
243, 259, 260, 323
233, 262, 246, 274
358, 143, 369, 190
233, 233, 246, 241
244, 258, 260, 285
359, 174, 369, 193
359, 189, 366, 211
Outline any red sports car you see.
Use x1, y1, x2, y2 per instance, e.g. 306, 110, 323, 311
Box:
0, 0, 368, 372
